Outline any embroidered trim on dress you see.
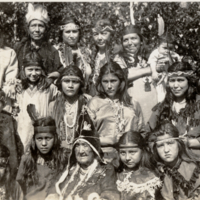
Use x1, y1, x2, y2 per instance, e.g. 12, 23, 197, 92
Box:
160, 162, 200, 200
116, 172, 162, 198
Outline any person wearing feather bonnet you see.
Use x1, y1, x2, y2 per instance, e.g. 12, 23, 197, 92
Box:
14, 3, 63, 84
16, 51, 59, 152
45, 111, 120, 200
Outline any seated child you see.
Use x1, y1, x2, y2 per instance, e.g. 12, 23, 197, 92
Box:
151, 121, 200, 200
116, 131, 162, 200
0, 145, 24, 200
16, 117, 68, 200
148, 32, 181, 102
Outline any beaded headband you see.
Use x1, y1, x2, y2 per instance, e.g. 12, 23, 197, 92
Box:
168, 70, 195, 77
61, 76, 83, 83
60, 23, 80, 31
118, 144, 139, 148
156, 137, 180, 145
92, 26, 114, 33
34, 126, 56, 134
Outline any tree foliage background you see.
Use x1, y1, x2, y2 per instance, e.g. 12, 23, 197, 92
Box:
1, 2, 200, 63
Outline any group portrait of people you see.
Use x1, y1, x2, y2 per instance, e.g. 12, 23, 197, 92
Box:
1, 2, 200, 200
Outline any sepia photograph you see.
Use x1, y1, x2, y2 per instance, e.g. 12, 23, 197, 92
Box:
0, 1, 200, 199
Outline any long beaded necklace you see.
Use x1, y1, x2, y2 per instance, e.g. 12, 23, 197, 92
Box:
63, 100, 78, 144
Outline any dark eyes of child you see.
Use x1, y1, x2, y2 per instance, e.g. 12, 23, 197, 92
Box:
36, 137, 52, 141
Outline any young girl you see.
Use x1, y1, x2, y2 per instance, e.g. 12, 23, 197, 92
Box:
16, 51, 58, 152
151, 121, 200, 200
49, 64, 91, 151
16, 117, 68, 200
116, 131, 162, 200
148, 61, 200, 157
88, 61, 145, 165
0, 145, 23, 200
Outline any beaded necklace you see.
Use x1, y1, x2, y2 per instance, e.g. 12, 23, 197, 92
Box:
107, 99, 126, 137
63, 100, 78, 144
117, 169, 162, 199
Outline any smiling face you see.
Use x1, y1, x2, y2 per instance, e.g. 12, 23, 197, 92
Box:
122, 33, 141, 54
62, 23, 79, 47
75, 140, 95, 168
93, 30, 111, 50
61, 77, 81, 97
119, 142, 142, 169
168, 76, 188, 99
35, 133, 54, 155
156, 134, 179, 165
28, 20, 46, 41
101, 73, 120, 100
25, 66, 42, 83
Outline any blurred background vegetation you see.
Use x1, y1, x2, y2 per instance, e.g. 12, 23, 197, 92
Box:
0, 2, 200, 63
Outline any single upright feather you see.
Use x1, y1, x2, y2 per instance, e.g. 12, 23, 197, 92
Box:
157, 14, 165, 36
27, 104, 38, 121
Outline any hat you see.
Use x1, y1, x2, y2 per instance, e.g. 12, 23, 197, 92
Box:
68, 106, 104, 168
25, 3, 50, 25
23, 51, 44, 68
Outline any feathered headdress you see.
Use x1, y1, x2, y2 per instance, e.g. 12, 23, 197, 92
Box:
25, 3, 50, 25
27, 104, 56, 134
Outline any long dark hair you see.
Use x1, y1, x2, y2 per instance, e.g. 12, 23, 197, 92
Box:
0, 145, 18, 200
19, 119, 68, 192
153, 62, 198, 122
152, 121, 199, 165
116, 131, 156, 173
96, 61, 132, 107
